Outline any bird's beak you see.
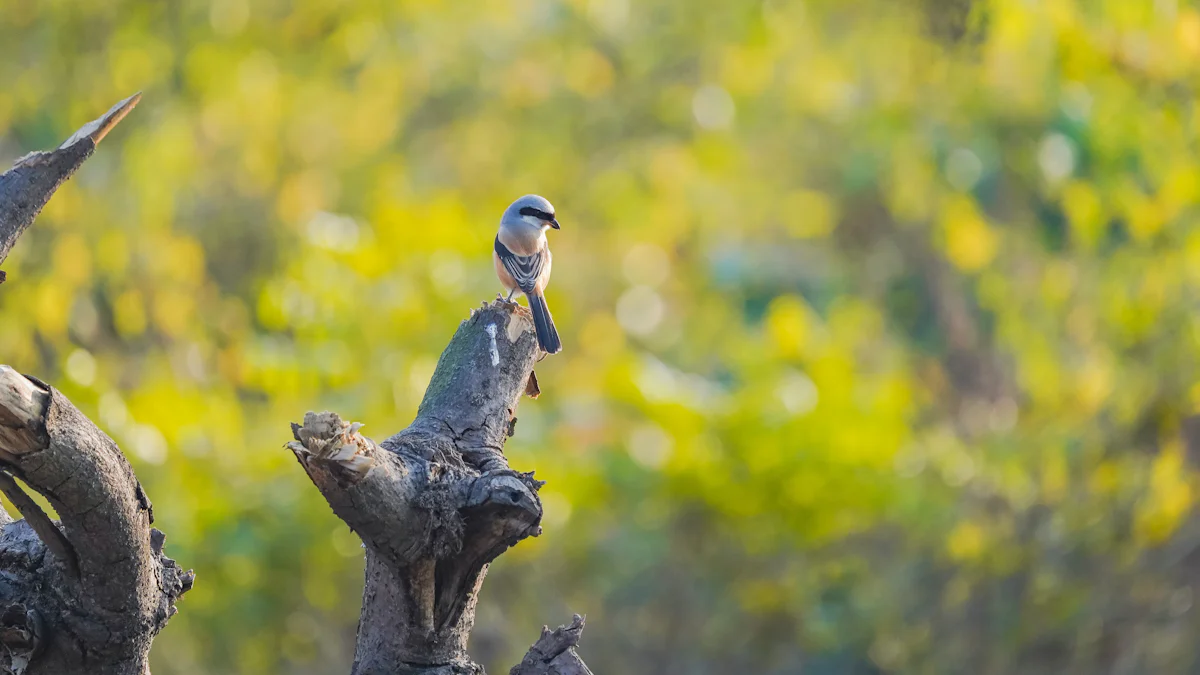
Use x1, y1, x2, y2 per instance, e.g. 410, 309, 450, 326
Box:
549, 217, 561, 230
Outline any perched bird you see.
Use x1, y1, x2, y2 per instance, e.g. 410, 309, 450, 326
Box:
494, 194, 562, 354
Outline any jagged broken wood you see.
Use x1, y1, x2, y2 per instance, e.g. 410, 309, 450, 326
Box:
509, 615, 592, 675
289, 300, 591, 675
0, 95, 191, 675
0, 92, 140, 284
1, 91, 587, 674
0, 367, 192, 675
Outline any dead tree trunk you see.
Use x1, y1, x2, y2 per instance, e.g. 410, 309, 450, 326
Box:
288, 301, 591, 675
0, 95, 192, 675
0, 93, 588, 674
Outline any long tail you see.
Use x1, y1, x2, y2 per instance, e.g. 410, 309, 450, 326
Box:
528, 292, 562, 354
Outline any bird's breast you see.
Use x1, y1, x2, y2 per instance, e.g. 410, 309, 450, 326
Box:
497, 225, 546, 257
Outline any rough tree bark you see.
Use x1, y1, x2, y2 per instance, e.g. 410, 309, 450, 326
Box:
0, 93, 140, 282
0, 93, 589, 674
288, 301, 591, 675
0, 94, 192, 675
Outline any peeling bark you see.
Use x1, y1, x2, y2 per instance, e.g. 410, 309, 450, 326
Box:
290, 301, 591, 674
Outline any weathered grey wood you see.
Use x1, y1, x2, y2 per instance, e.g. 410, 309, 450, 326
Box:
510, 615, 592, 675
290, 300, 591, 675
1, 92, 588, 674
0, 367, 192, 675
0, 95, 190, 675
0, 92, 140, 283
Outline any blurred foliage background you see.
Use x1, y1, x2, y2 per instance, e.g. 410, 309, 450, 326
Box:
3, 0, 1200, 673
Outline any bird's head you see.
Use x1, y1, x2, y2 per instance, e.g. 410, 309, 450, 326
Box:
502, 194, 560, 231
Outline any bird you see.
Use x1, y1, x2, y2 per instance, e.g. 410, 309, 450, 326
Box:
493, 194, 562, 354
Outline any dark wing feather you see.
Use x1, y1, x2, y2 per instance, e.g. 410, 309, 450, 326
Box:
495, 236, 546, 294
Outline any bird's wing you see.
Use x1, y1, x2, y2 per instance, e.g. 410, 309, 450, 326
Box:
495, 236, 547, 294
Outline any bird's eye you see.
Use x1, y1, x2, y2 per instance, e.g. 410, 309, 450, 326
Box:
519, 206, 554, 220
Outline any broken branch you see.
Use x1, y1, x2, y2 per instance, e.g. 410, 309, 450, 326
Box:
0, 92, 141, 281
289, 301, 590, 674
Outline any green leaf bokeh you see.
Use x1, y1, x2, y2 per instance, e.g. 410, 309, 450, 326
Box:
3, 1, 1200, 673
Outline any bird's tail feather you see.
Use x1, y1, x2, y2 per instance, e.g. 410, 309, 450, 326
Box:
528, 293, 562, 354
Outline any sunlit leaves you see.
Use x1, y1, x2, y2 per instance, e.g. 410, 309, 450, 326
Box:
2, 0, 1200, 673
939, 195, 997, 272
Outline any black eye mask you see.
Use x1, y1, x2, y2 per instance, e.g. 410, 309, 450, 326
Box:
518, 206, 555, 221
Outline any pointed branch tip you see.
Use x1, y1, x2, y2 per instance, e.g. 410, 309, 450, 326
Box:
59, 92, 142, 149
